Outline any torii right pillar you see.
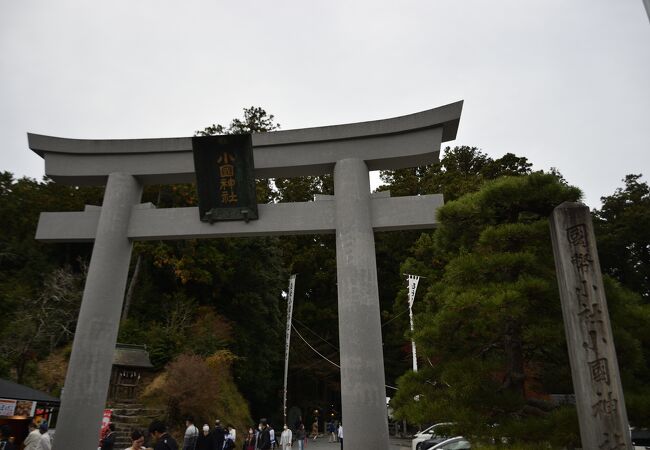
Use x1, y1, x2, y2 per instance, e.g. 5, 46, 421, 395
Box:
335, 158, 389, 448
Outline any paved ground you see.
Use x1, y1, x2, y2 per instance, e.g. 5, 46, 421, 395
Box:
302, 435, 411, 450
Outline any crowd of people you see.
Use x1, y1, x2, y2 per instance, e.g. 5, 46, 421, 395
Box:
0, 415, 345, 450
98, 416, 343, 450
0, 421, 51, 450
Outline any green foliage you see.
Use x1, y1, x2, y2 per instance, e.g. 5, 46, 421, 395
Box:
270, 176, 341, 411
0, 173, 103, 380
392, 173, 586, 444
594, 174, 650, 300
195, 106, 281, 137
591, 174, 650, 426
599, 277, 650, 426
434, 174, 581, 255
379, 146, 533, 201
393, 171, 650, 440
119, 236, 287, 417
469, 406, 579, 448
380, 148, 541, 389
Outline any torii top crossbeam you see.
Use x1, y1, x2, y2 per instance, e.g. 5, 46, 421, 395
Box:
28, 101, 462, 185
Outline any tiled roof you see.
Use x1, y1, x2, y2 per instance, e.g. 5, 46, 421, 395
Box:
113, 343, 154, 368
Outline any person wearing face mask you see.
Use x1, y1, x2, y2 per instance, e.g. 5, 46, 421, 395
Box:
255, 420, 271, 450
243, 427, 256, 450
279, 425, 292, 450
196, 425, 212, 450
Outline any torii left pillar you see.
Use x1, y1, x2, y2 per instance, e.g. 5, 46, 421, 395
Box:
54, 173, 142, 447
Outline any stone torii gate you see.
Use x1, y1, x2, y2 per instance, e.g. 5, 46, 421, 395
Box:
28, 101, 462, 450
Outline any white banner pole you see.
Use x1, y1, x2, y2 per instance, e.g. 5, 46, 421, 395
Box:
283, 274, 297, 424
406, 274, 420, 372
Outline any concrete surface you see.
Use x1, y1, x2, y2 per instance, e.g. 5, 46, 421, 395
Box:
300, 435, 411, 450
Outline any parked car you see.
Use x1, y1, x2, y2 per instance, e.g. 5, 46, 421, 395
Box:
425, 436, 471, 450
632, 428, 650, 449
416, 437, 447, 450
412, 422, 454, 450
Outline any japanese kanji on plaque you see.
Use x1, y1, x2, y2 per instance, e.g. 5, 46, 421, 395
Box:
192, 134, 258, 223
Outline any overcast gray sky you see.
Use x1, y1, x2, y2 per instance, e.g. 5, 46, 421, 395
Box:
1, 0, 648, 207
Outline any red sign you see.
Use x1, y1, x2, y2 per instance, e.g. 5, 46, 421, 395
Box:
100, 409, 113, 439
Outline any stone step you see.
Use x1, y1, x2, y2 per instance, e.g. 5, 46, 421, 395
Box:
110, 399, 140, 405
112, 408, 144, 415
114, 430, 136, 437
111, 408, 165, 416
105, 402, 165, 447
113, 414, 143, 422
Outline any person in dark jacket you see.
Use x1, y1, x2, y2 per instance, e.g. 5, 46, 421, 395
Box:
213, 420, 226, 450
101, 423, 116, 450
149, 420, 179, 450
197, 425, 212, 450
294, 424, 306, 450
256, 419, 271, 450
